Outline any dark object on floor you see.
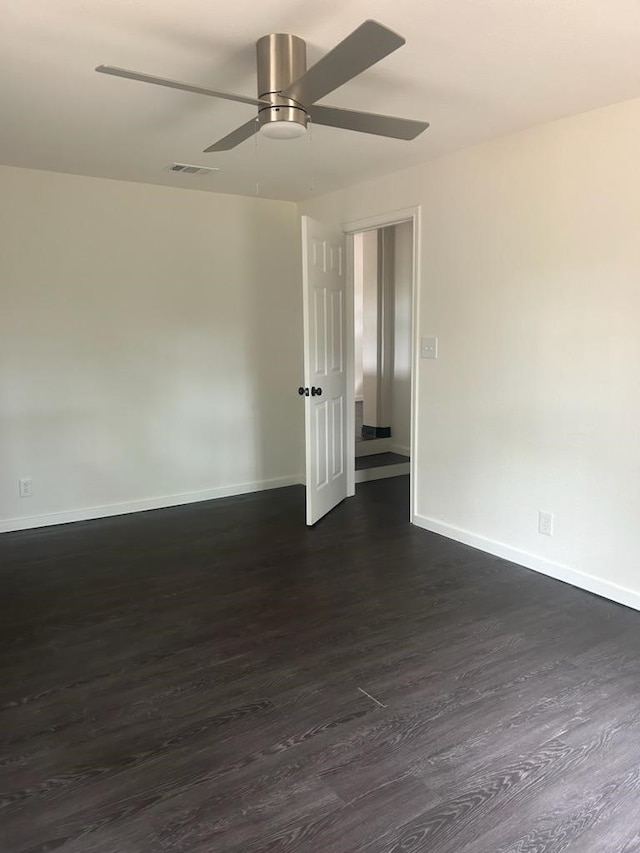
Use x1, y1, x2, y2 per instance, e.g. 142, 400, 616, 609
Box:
361, 424, 391, 439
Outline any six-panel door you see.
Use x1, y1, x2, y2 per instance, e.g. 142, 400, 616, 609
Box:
302, 216, 347, 525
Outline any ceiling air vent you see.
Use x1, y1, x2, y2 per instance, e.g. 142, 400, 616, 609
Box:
168, 163, 219, 176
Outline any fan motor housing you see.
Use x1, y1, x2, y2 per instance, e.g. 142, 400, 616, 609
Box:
256, 33, 308, 133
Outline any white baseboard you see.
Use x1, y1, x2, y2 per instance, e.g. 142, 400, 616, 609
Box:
412, 513, 640, 613
0, 475, 303, 534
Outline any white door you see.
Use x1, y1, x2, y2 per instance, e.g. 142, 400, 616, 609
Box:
301, 216, 348, 525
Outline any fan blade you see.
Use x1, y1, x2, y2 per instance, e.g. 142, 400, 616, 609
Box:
310, 104, 429, 140
95, 65, 268, 108
203, 118, 258, 152
282, 20, 404, 107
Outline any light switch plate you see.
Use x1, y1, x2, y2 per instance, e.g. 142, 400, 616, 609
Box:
420, 336, 438, 359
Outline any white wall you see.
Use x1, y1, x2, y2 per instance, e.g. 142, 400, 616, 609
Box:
300, 96, 640, 611
391, 221, 413, 456
361, 230, 380, 427
353, 233, 364, 400
0, 165, 303, 531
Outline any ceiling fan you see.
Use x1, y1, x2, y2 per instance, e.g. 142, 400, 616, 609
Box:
96, 20, 429, 152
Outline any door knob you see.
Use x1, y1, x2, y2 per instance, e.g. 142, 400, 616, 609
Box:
311, 386, 323, 396
298, 386, 310, 396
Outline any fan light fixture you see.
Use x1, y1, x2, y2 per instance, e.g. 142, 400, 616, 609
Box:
259, 120, 307, 140
95, 21, 430, 153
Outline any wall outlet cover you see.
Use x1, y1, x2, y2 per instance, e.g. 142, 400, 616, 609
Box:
538, 510, 553, 536
19, 478, 33, 498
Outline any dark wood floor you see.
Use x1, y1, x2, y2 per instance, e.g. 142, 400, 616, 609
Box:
2, 478, 640, 852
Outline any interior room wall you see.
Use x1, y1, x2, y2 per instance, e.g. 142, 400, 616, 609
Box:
391, 221, 413, 456
353, 233, 364, 401
0, 165, 303, 531
361, 230, 380, 429
377, 227, 395, 435
300, 95, 640, 611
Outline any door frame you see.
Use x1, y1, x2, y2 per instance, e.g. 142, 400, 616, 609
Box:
342, 206, 422, 521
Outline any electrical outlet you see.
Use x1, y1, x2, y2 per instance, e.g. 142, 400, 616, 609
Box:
538, 510, 553, 536
19, 478, 33, 498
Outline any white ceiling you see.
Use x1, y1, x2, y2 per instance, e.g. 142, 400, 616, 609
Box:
2, 0, 640, 202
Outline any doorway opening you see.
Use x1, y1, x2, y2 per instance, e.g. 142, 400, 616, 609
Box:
299, 207, 419, 526
342, 207, 420, 519
352, 222, 412, 484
